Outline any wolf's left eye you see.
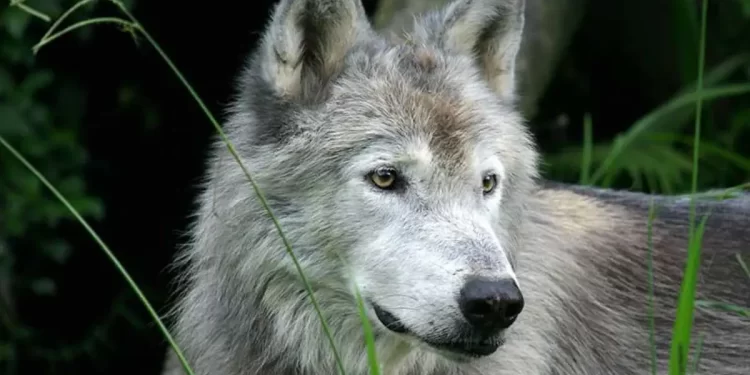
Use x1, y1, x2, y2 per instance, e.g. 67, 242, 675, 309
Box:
369, 167, 399, 190
482, 173, 497, 195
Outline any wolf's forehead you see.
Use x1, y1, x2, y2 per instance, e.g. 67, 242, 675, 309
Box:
333, 45, 497, 168
343, 82, 478, 169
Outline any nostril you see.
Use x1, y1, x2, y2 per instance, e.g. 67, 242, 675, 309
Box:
458, 277, 524, 331
462, 299, 500, 320
504, 299, 524, 319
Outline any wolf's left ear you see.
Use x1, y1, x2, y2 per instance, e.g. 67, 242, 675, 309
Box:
257, 0, 370, 103
439, 0, 525, 100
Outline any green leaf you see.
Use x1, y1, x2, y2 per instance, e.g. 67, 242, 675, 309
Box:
739, 0, 750, 17
3, 218, 25, 237
68, 196, 105, 221
31, 277, 57, 296
18, 133, 49, 157
0, 38, 32, 66
54, 81, 86, 127
647, 133, 750, 172
0, 103, 30, 137
20, 70, 55, 96
650, 54, 750, 136
43, 241, 72, 264
648, 55, 750, 137
729, 107, 750, 138
546, 137, 705, 194
14, 167, 43, 198
588, 83, 750, 186
0, 67, 14, 96
669, 0, 699, 84
26, 102, 51, 126
1, 7, 32, 39
57, 176, 84, 195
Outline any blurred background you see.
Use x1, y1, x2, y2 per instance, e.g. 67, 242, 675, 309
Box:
0, 0, 748, 374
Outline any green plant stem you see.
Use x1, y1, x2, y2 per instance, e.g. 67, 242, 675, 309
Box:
580, 112, 593, 184
689, 334, 705, 375
737, 254, 750, 280
108, 1, 346, 373
354, 285, 381, 375
41, 0, 95, 41
668, 0, 709, 373
33, 17, 136, 53
646, 200, 659, 375
10, 0, 51, 22
14, 0, 348, 373
0, 135, 194, 375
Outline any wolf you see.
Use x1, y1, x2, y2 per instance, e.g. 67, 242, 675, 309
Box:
160, 0, 750, 374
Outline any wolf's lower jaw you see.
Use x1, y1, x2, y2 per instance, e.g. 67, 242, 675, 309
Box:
424, 338, 503, 358
371, 301, 503, 358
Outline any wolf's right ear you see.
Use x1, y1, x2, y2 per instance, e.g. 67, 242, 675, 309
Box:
257, 0, 370, 103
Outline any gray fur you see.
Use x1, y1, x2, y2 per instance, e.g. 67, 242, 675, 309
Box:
162, 0, 750, 374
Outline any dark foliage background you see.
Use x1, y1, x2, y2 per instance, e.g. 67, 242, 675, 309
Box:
0, 0, 748, 374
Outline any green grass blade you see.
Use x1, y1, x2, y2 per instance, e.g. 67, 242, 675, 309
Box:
32, 17, 137, 54
679, 53, 750, 95
9, 0, 52, 21
0, 135, 195, 375
646, 199, 660, 375
112, 5, 348, 371
669, 214, 709, 375
689, 333, 705, 375
737, 254, 750, 280
16, 0, 348, 373
579, 112, 593, 184
587, 83, 750, 186
669, 0, 709, 373
671, 182, 750, 202
669, 0, 699, 85
694, 300, 750, 318
637, 53, 750, 137
39, 0, 94, 42
646, 133, 750, 172
354, 285, 381, 375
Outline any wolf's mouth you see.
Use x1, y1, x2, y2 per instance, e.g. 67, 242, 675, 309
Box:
372, 302, 409, 334
371, 302, 503, 357
424, 337, 504, 358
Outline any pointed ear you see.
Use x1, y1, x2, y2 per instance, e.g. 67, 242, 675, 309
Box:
257, 0, 370, 103
439, 0, 525, 100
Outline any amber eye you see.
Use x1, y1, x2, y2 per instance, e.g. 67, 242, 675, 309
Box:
370, 168, 398, 190
482, 173, 497, 194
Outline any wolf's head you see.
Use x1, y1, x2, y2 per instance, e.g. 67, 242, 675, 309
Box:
219, 0, 539, 362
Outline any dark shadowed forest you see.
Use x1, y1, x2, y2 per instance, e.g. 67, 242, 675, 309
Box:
1, 0, 749, 374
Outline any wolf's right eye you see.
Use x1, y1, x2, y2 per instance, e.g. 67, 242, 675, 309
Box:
368, 168, 398, 190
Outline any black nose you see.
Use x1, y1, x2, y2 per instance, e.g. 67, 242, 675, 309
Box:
458, 277, 524, 332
